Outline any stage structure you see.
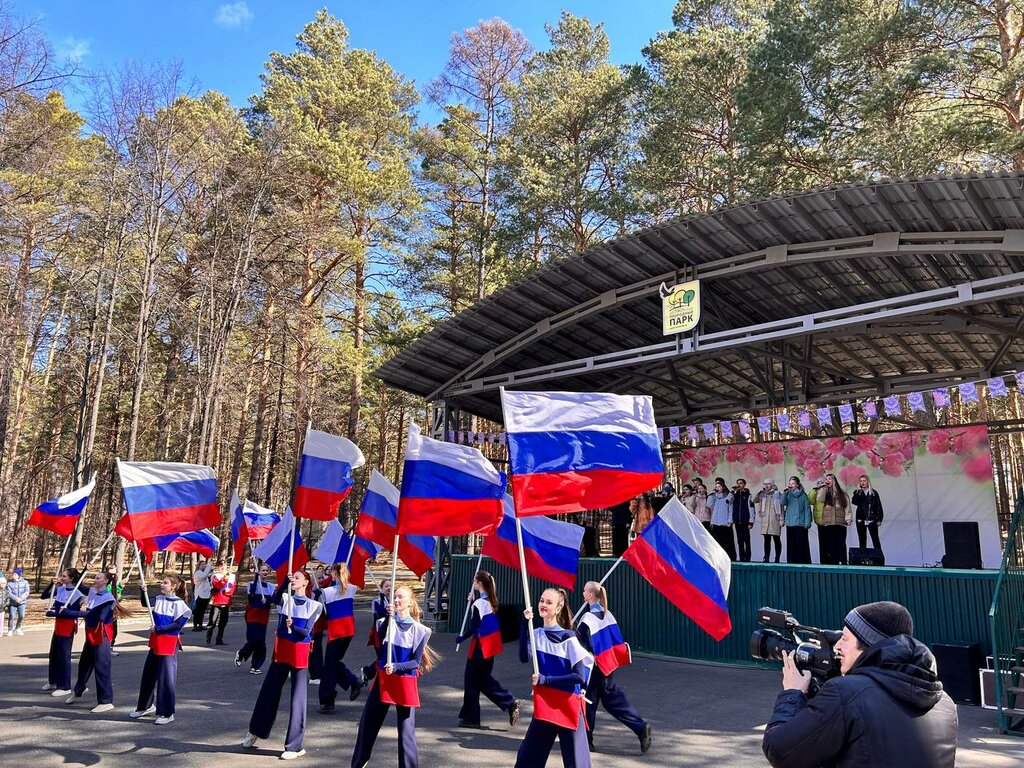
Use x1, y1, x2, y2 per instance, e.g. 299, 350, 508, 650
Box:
374, 174, 1024, 619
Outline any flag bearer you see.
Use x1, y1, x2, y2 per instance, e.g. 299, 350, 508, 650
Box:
575, 581, 651, 753
236, 562, 276, 674
130, 574, 192, 724
242, 569, 323, 760
317, 563, 365, 713
62, 570, 130, 712
455, 570, 520, 729
206, 560, 236, 645
41, 567, 84, 697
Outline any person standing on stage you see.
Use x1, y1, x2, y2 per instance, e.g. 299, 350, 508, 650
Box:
630, 493, 656, 541
575, 581, 651, 754
455, 571, 519, 729
192, 558, 213, 631
851, 475, 884, 552
706, 480, 737, 560
318, 563, 365, 714
693, 479, 711, 531
242, 569, 324, 760
810, 474, 850, 565
236, 562, 276, 674
351, 585, 438, 768
781, 477, 812, 564
755, 479, 785, 563
130, 574, 192, 724
515, 587, 594, 768
730, 479, 756, 562
41, 567, 84, 697
206, 560, 237, 646
609, 501, 632, 557
62, 570, 130, 712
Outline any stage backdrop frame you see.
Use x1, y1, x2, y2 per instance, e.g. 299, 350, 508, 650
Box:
450, 555, 997, 666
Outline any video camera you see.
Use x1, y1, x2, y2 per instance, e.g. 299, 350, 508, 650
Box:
750, 607, 842, 695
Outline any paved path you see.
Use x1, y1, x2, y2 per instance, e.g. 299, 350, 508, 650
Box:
1, 613, 1022, 767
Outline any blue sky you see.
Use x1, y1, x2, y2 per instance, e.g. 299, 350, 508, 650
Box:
17, 1, 677, 122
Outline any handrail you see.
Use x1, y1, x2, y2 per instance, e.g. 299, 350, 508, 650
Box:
989, 486, 1024, 735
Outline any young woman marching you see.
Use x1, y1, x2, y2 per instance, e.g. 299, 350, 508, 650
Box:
62, 570, 130, 712
242, 569, 324, 760
130, 574, 192, 724
317, 563, 364, 714
351, 585, 438, 768
206, 560, 237, 646
455, 570, 519, 729
360, 578, 391, 685
236, 562, 276, 675
515, 587, 594, 768
308, 568, 329, 684
575, 581, 651, 754
41, 567, 84, 697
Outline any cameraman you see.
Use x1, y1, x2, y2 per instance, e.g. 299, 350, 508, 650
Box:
762, 601, 957, 768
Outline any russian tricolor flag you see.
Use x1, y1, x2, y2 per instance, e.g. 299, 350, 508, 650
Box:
230, 490, 247, 562
482, 495, 584, 589
243, 499, 280, 539
623, 496, 732, 640
115, 461, 221, 541
139, 529, 220, 560
502, 390, 664, 516
580, 610, 631, 675
397, 423, 505, 536
293, 429, 366, 521
313, 519, 381, 588
253, 507, 310, 583
27, 473, 97, 536
355, 470, 435, 578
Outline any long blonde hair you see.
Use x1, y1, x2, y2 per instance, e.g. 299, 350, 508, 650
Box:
584, 581, 608, 611
542, 587, 572, 629
330, 563, 350, 591
395, 585, 441, 673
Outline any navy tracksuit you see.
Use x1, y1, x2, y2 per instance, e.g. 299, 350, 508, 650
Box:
238, 579, 275, 671
63, 590, 116, 705
456, 603, 515, 724
320, 636, 360, 705
47, 586, 83, 690
136, 595, 191, 717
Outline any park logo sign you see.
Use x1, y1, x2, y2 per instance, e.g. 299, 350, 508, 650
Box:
661, 279, 701, 335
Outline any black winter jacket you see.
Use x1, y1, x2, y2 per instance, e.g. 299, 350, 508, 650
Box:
762, 634, 957, 768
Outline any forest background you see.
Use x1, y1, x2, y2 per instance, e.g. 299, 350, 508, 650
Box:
3, 0, 1024, 576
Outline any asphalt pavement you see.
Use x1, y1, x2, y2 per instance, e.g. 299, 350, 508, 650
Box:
1, 610, 1022, 767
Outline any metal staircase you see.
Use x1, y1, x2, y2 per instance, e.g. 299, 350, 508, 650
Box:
990, 486, 1024, 736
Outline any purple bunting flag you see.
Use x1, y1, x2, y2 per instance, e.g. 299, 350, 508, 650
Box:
721, 421, 733, 438
883, 395, 901, 417
797, 411, 811, 429
838, 403, 854, 424
701, 423, 715, 440
1015, 371, 1024, 391
669, 426, 681, 443
932, 388, 949, 408
863, 401, 878, 419
907, 391, 926, 413
757, 416, 771, 433
777, 413, 791, 431
687, 425, 699, 442
959, 381, 979, 403
988, 377, 1008, 398
448, 430, 455, 442
498, 432, 506, 446
817, 407, 833, 425
739, 419, 751, 437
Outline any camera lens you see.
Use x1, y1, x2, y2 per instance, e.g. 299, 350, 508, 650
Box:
750, 629, 797, 662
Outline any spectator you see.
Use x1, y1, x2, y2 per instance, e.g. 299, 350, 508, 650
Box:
192, 558, 213, 631
730, 479, 755, 562
7, 568, 30, 636
0, 576, 8, 637
692, 480, 710, 531
755, 479, 784, 563
762, 601, 957, 768
630, 494, 656, 541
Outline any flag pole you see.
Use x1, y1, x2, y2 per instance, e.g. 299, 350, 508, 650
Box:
500, 386, 539, 676
48, 534, 75, 609
571, 554, 626, 625
62, 529, 116, 611
386, 532, 401, 668
288, 422, 311, 595
134, 542, 155, 627
455, 550, 484, 652
343, 526, 358, 568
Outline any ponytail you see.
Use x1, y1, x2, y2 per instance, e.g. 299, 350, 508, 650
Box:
163, 573, 189, 602
397, 584, 442, 673
550, 587, 572, 629
475, 570, 499, 612
584, 580, 608, 612
331, 563, 351, 591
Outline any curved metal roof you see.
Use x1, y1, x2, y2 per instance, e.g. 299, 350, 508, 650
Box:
375, 173, 1024, 424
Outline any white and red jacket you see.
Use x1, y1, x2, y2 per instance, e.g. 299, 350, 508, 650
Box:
210, 572, 237, 607
51, 585, 85, 638
576, 606, 631, 675
523, 626, 593, 729
272, 593, 323, 669
320, 584, 357, 641
376, 616, 432, 708
245, 579, 277, 624
463, 596, 503, 659
149, 594, 192, 655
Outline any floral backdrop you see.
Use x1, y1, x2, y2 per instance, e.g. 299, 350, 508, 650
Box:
676, 426, 1000, 567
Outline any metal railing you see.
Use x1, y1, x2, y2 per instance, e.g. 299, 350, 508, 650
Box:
990, 486, 1024, 736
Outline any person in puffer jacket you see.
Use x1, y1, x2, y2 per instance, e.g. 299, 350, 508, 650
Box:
762, 601, 957, 768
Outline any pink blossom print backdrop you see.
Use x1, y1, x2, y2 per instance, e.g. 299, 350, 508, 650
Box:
676, 426, 1000, 567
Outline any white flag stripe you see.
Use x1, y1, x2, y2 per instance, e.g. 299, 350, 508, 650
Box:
658, 497, 732, 598
405, 423, 503, 484
502, 390, 658, 435
303, 429, 366, 466
118, 461, 216, 487
367, 469, 400, 507
54, 473, 98, 508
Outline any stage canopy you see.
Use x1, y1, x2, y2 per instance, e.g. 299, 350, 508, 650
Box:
375, 173, 1024, 428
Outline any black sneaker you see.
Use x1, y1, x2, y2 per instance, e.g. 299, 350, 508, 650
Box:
317, 704, 335, 714
215, 639, 227, 646
349, 681, 363, 702
458, 720, 482, 729
639, 723, 652, 753
508, 700, 520, 727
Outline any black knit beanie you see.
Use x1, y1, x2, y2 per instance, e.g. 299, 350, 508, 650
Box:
843, 601, 914, 647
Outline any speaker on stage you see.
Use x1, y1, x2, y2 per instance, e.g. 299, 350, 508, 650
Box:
942, 521, 983, 569
932, 643, 982, 704
848, 547, 884, 566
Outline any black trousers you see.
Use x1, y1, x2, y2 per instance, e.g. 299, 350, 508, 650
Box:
711, 525, 736, 560
821, 525, 849, 565
193, 597, 210, 628
459, 653, 515, 724
137, 651, 178, 716
249, 661, 308, 752
735, 524, 751, 562
762, 534, 782, 562
786, 527, 811, 564
856, 521, 882, 550
515, 715, 591, 768
206, 605, 229, 642
611, 526, 629, 557
238, 620, 269, 670
585, 667, 645, 746
320, 636, 359, 705
351, 681, 418, 768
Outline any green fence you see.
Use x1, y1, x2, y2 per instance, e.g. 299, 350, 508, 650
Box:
989, 487, 1024, 736
450, 555, 998, 666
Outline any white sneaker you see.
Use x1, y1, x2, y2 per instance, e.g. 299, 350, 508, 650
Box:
250, 668, 263, 675
308, 678, 320, 685
281, 750, 306, 760
91, 703, 115, 713
16, 629, 24, 636
154, 715, 174, 725
234, 651, 242, 668
52, 689, 72, 697
41, 682, 56, 691
109, 649, 119, 656
65, 688, 87, 705
242, 733, 259, 749
130, 705, 156, 718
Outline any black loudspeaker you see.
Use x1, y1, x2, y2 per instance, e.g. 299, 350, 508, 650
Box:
942, 521, 983, 569
932, 643, 982, 704
848, 547, 885, 566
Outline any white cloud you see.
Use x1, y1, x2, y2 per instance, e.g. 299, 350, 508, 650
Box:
215, 2, 254, 29
58, 36, 91, 63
